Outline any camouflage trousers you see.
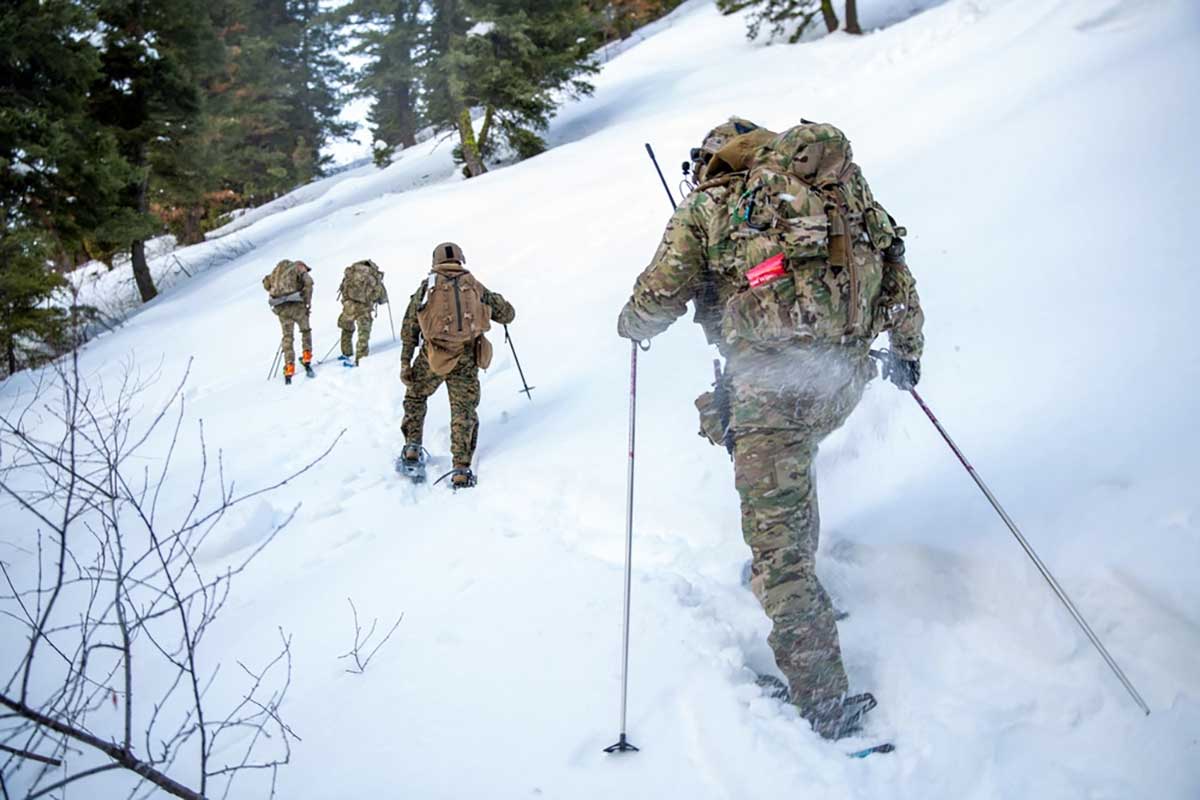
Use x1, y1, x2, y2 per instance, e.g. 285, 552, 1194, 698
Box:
338, 301, 374, 361
401, 348, 480, 468
274, 303, 312, 366
729, 352, 871, 723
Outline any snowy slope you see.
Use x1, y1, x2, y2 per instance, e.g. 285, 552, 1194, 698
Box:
5, 0, 1200, 797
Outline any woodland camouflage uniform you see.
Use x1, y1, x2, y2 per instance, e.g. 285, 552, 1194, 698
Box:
617, 120, 924, 737
262, 260, 314, 372
338, 260, 389, 362
400, 251, 515, 469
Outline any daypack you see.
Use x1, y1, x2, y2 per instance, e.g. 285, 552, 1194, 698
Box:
717, 123, 903, 348
416, 265, 492, 375
340, 260, 383, 304
263, 259, 304, 299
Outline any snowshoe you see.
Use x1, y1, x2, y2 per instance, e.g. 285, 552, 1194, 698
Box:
395, 444, 428, 483
847, 743, 894, 759
812, 692, 878, 740
755, 673, 790, 702
303, 362, 316, 378
433, 467, 476, 489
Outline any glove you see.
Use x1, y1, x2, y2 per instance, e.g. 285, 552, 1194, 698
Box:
884, 357, 920, 391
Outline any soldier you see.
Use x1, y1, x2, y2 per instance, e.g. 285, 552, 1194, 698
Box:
617, 119, 925, 739
262, 258, 315, 384
398, 242, 515, 488
336, 259, 389, 366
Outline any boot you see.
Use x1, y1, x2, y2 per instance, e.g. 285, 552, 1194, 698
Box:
449, 467, 476, 489
401, 443, 422, 465
283, 363, 295, 385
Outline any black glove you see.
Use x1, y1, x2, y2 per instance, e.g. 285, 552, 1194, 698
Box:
883, 357, 920, 391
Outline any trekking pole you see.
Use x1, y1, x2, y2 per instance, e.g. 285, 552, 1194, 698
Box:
266, 344, 282, 381
503, 324, 534, 400
318, 341, 338, 365
605, 338, 646, 755
605, 142, 676, 756
870, 350, 1152, 716
385, 299, 397, 343
645, 143, 677, 210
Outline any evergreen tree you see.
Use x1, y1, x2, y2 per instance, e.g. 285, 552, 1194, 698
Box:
0, 0, 123, 371
342, 0, 424, 166
90, 0, 220, 302
717, 0, 841, 42
284, 0, 353, 178
425, 0, 599, 177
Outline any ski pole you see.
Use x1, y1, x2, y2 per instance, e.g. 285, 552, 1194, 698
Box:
645, 143, 677, 210
503, 324, 534, 400
267, 344, 282, 381
606, 339, 645, 755
871, 350, 1151, 716
605, 142, 676, 755
604, 145, 681, 758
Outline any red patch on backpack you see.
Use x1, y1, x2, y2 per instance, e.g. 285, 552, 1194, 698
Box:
746, 253, 786, 288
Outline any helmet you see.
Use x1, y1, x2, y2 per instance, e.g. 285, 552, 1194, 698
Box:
687, 117, 761, 180
432, 242, 465, 266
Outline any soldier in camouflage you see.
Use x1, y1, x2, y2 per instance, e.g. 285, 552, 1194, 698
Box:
262, 259, 315, 382
399, 243, 515, 487
617, 119, 925, 738
337, 259, 389, 365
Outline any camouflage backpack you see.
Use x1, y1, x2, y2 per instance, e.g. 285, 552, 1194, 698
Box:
416, 264, 492, 374
340, 260, 383, 304
718, 122, 904, 347
263, 259, 304, 299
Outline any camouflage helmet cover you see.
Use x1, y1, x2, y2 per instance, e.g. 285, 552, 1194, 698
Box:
432, 242, 465, 266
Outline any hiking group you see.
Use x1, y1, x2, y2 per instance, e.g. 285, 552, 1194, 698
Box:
262, 114, 926, 739
262, 243, 516, 489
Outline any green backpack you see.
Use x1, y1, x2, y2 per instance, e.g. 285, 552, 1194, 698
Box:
340, 260, 383, 304
719, 123, 903, 348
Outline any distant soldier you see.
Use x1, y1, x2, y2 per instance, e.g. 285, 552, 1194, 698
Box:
262, 259, 315, 384
617, 119, 925, 739
398, 242, 515, 487
336, 259, 389, 366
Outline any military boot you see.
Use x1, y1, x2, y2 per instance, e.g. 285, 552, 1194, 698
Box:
301, 351, 315, 378
283, 363, 295, 385
449, 467, 476, 489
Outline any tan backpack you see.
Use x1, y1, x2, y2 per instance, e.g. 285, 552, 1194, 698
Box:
416, 264, 492, 374
263, 259, 303, 298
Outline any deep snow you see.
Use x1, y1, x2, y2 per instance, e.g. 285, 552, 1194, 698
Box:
4, 0, 1200, 797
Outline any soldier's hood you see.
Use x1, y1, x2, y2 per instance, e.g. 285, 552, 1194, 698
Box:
432, 263, 469, 279
701, 129, 776, 182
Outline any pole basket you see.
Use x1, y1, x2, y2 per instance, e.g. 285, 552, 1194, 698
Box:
603, 734, 639, 754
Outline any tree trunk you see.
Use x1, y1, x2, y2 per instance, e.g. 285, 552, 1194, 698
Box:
821, 0, 840, 32
477, 106, 495, 155
131, 177, 158, 303
5, 336, 15, 376
180, 204, 205, 246
845, 0, 862, 34
457, 109, 487, 178
398, 82, 418, 148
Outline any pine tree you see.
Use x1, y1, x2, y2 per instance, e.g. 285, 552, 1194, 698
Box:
425, 0, 599, 177
90, 0, 221, 302
0, 231, 70, 376
342, 0, 424, 166
717, 0, 840, 43
284, 0, 353, 178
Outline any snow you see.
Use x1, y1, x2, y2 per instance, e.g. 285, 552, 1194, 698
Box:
5, 0, 1200, 797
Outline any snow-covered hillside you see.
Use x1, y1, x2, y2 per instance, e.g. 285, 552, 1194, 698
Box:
5, 0, 1200, 797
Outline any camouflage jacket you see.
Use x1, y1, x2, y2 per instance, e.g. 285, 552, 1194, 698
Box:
617, 178, 925, 429
618, 178, 924, 360
401, 275, 515, 355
